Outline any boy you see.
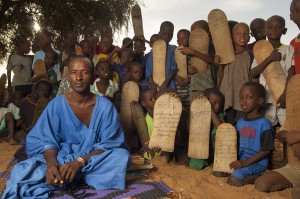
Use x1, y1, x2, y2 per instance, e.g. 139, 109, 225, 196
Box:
290, 0, 300, 74
227, 82, 274, 187
32, 50, 62, 98
189, 88, 224, 170
133, 38, 146, 65
250, 15, 294, 127
32, 29, 60, 69
91, 61, 118, 98
248, 18, 266, 50
219, 23, 251, 125
126, 62, 143, 84
0, 91, 17, 145
142, 34, 160, 80
145, 21, 178, 91
140, 89, 161, 160
113, 48, 133, 88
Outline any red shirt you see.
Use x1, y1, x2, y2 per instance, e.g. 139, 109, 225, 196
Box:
290, 37, 300, 74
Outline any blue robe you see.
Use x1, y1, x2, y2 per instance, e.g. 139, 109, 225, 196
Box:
2, 95, 130, 199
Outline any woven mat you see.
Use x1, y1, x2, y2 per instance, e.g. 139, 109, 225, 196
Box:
0, 142, 21, 171
49, 178, 177, 199
0, 158, 17, 196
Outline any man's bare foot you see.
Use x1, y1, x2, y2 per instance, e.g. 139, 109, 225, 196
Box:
8, 139, 18, 145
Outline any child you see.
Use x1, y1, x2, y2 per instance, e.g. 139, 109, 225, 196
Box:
90, 61, 118, 98
133, 38, 146, 65
7, 90, 23, 128
145, 21, 178, 91
61, 31, 78, 65
122, 37, 134, 50
7, 36, 33, 96
113, 48, 133, 88
290, 0, 300, 74
96, 35, 119, 64
227, 82, 274, 187
16, 80, 51, 143
79, 40, 93, 59
32, 50, 62, 98
0, 91, 17, 145
32, 29, 60, 69
179, 21, 219, 100
219, 22, 252, 125
140, 89, 161, 160
126, 62, 143, 84
189, 88, 224, 170
248, 18, 266, 50
142, 34, 160, 80
250, 15, 294, 127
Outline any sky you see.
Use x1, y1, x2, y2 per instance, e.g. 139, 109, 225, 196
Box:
0, 0, 296, 74
115, 0, 297, 52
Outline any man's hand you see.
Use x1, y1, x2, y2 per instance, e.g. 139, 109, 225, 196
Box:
59, 160, 83, 183
46, 164, 64, 187
278, 130, 300, 146
229, 160, 245, 170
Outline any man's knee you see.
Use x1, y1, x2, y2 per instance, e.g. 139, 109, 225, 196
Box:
291, 186, 300, 199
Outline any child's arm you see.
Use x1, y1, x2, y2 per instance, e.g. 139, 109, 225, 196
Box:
250, 49, 281, 78
7, 67, 12, 94
160, 70, 177, 91
179, 47, 213, 64
230, 150, 271, 169
107, 46, 120, 65
277, 66, 295, 107
211, 111, 222, 128
278, 130, 300, 146
140, 35, 150, 45
32, 73, 49, 83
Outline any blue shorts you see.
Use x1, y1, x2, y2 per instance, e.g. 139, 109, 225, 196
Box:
232, 164, 267, 179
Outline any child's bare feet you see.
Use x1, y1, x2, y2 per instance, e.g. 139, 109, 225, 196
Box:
8, 139, 18, 145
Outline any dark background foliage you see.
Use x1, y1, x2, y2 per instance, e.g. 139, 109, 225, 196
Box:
0, 0, 141, 62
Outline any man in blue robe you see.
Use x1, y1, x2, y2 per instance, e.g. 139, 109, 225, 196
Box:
2, 55, 130, 199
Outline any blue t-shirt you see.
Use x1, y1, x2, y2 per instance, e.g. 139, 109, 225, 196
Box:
236, 116, 274, 169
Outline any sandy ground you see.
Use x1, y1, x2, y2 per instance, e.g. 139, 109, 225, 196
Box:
0, 141, 292, 199
148, 157, 291, 199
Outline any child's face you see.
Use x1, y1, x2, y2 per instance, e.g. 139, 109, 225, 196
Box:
20, 40, 31, 55
159, 26, 173, 44
44, 52, 55, 67
81, 43, 92, 56
250, 20, 266, 41
207, 93, 222, 113
141, 90, 156, 111
65, 33, 77, 48
233, 24, 249, 48
37, 84, 50, 99
134, 40, 145, 55
266, 18, 286, 41
177, 32, 189, 47
239, 86, 262, 114
96, 63, 112, 80
129, 64, 142, 83
291, 1, 300, 27
38, 33, 51, 49
121, 51, 132, 65
13, 92, 23, 108
100, 37, 112, 53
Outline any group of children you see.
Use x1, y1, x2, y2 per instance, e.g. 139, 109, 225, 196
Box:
1, 0, 300, 197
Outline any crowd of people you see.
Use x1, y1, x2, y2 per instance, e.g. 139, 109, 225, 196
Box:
0, 0, 300, 198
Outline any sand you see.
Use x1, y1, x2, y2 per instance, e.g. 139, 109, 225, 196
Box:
149, 157, 291, 199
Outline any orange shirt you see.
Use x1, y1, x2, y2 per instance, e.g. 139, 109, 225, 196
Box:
290, 37, 300, 74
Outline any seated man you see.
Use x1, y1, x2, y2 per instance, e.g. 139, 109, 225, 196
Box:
2, 55, 130, 199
